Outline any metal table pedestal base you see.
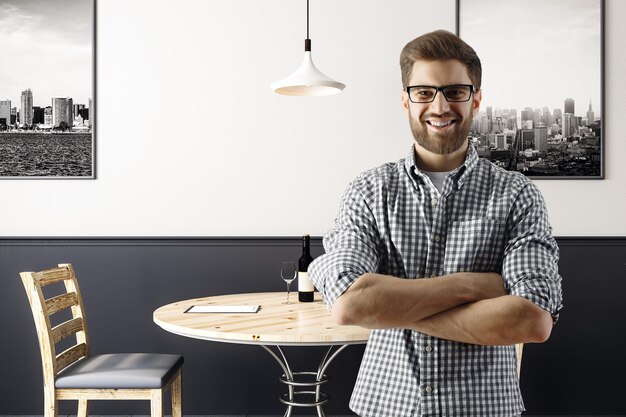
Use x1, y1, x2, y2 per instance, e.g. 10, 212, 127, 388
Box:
261, 344, 350, 417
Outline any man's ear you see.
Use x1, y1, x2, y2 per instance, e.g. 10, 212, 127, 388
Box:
402, 91, 410, 115
472, 89, 482, 117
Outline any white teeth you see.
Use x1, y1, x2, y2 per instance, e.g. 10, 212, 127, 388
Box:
430, 120, 453, 127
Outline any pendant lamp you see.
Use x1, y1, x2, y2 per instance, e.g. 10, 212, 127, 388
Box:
271, 0, 345, 96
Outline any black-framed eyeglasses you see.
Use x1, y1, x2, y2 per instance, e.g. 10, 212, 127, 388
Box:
406, 84, 476, 103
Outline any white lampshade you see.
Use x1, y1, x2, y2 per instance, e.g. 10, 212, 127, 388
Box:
271, 51, 345, 96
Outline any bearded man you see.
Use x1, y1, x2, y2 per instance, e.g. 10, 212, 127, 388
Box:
309, 30, 563, 417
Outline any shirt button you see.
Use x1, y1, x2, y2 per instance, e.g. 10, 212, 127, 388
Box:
433, 235, 440, 242
431, 197, 438, 205
425, 385, 433, 393
425, 346, 433, 353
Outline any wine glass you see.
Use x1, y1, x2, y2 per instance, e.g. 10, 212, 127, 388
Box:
280, 262, 297, 304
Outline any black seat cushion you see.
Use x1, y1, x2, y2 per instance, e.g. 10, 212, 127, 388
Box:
55, 353, 183, 389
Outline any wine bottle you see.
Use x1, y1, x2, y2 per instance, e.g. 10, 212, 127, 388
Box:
298, 234, 315, 302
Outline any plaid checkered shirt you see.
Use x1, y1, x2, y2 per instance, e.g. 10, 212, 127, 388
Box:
309, 144, 563, 417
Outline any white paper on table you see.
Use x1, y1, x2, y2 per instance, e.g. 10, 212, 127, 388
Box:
184, 305, 260, 313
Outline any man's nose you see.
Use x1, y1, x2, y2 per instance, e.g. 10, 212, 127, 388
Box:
429, 90, 451, 114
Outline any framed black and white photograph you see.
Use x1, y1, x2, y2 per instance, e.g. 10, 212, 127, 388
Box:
457, 0, 604, 179
0, 0, 95, 179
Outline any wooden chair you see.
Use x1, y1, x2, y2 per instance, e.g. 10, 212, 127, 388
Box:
20, 263, 183, 417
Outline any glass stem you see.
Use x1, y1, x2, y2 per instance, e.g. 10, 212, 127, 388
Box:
286, 283, 290, 303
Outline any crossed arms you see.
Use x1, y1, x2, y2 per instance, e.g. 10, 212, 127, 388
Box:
331, 272, 554, 345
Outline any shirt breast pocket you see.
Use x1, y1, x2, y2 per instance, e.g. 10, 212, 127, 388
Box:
443, 218, 505, 274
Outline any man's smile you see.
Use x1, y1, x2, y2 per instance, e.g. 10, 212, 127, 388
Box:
425, 119, 457, 131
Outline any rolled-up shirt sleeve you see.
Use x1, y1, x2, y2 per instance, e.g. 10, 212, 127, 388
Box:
503, 181, 563, 322
309, 179, 381, 308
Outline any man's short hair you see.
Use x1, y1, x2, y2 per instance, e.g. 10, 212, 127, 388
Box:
400, 30, 482, 90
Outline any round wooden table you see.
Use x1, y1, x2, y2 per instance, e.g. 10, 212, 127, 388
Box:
153, 292, 370, 417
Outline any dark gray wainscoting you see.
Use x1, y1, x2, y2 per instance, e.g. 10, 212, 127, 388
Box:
1, 237, 624, 416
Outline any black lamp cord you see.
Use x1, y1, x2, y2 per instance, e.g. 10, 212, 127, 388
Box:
305, 0, 311, 52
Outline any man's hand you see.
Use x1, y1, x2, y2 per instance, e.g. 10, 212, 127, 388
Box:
458, 272, 507, 300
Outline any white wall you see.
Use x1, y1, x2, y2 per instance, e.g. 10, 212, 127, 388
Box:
1, 0, 624, 237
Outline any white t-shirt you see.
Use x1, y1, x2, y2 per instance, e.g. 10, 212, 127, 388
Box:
421, 170, 452, 194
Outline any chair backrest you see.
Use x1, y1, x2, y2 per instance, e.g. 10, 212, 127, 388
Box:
20, 264, 90, 389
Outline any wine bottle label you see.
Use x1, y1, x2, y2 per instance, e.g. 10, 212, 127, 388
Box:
298, 271, 314, 292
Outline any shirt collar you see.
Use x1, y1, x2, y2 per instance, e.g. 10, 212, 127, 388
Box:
405, 141, 479, 190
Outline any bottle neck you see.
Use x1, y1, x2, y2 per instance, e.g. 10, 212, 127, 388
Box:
301, 236, 311, 255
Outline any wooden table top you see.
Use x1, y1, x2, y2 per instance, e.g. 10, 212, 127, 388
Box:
153, 292, 371, 346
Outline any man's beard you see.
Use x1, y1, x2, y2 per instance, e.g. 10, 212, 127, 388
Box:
408, 107, 473, 155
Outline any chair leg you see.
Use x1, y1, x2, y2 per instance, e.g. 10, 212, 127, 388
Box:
150, 389, 164, 417
171, 369, 182, 417
77, 399, 89, 417
44, 389, 57, 417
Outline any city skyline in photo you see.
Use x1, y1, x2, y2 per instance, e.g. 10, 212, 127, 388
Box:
476, 96, 599, 125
